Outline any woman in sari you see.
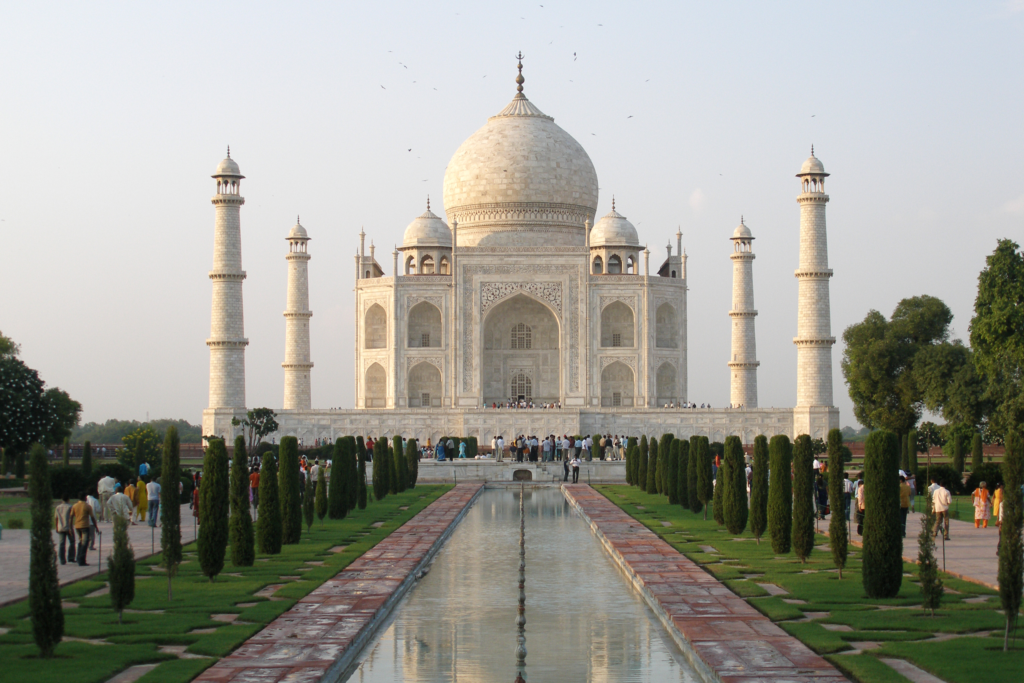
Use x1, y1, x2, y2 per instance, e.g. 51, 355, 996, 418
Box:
972, 481, 990, 529
136, 477, 148, 524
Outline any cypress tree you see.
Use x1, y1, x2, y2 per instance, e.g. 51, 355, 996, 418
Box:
637, 436, 649, 492
677, 438, 689, 508
749, 435, 769, 544
918, 488, 943, 616
62, 437, 70, 467
28, 444, 63, 657
161, 427, 182, 599
357, 452, 368, 509
666, 439, 679, 505
328, 438, 347, 519
256, 448, 282, 555
687, 436, 702, 514
315, 466, 327, 523
81, 440, 92, 478
696, 436, 714, 520
862, 429, 903, 598
625, 440, 634, 485
971, 432, 983, 472
403, 439, 417, 491
952, 434, 964, 474
826, 429, 848, 578
372, 439, 388, 501
278, 437, 302, 544
907, 428, 919, 475
722, 436, 748, 534
392, 435, 406, 493
108, 515, 135, 624
406, 438, 419, 488
900, 433, 909, 472
768, 435, 792, 554
198, 438, 230, 580
356, 436, 368, 466
229, 435, 255, 567
345, 436, 359, 510
303, 470, 315, 532
792, 435, 815, 563
646, 437, 659, 494
16, 451, 26, 479
658, 434, 673, 494
712, 465, 725, 526
998, 430, 1023, 651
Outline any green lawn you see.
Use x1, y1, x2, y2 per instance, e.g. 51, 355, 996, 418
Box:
1, 496, 31, 528
595, 485, 1023, 683
0, 485, 451, 683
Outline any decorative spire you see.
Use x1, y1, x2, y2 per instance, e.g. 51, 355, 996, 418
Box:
741, 215, 745, 224
297, 214, 300, 224
426, 195, 430, 211
612, 195, 616, 212
516, 51, 525, 93
811, 144, 815, 156
227, 145, 231, 158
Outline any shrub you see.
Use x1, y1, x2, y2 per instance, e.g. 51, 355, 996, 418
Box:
372, 438, 389, 501
907, 428, 919, 474
768, 435, 793, 554
666, 439, 679, 505
900, 433, 909, 472
465, 436, 478, 458
918, 489, 943, 615
637, 436, 649, 491
952, 435, 964, 474
328, 438, 347, 519
87, 463, 135, 495
406, 438, 419, 489
722, 436, 748, 534
108, 515, 135, 623
687, 436, 703, 514
696, 437, 713, 520
971, 432, 983, 472
229, 435, 254, 567
625, 440, 634, 485
256, 448, 282, 555
917, 463, 962, 495
49, 466, 87, 501
792, 435, 815, 563
392, 435, 406, 494
749, 435, 769, 544
278, 437, 302, 544
862, 430, 903, 599
826, 429, 847, 578
999, 430, 1023, 651
344, 436, 359, 510
660, 434, 675, 494
677, 438, 689, 508
198, 438, 230, 579
62, 437, 70, 468
964, 463, 1003, 494
28, 444, 63, 657
160, 427, 182, 599
647, 437, 659, 494
7, 518, 25, 529
16, 451, 26, 478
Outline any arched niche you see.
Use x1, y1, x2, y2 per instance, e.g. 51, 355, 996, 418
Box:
607, 254, 622, 274
408, 301, 442, 348
601, 301, 634, 348
404, 255, 416, 275
482, 293, 559, 405
439, 256, 450, 275
592, 255, 603, 274
656, 362, 677, 405
601, 361, 634, 407
420, 255, 435, 274
365, 362, 387, 407
364, 304, 387, 349
656, 302, 679, 348
408, 361, 441, 407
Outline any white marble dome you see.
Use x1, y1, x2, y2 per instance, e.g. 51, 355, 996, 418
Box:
288, 220, 308, 240
731, 220, 752, 240
798, 153, 827, 176
442, 90, 599, 247
402, 205, 451, 248
590, 206, 639, 247
213, 155, 242, 177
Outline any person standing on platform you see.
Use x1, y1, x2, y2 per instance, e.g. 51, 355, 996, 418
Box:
571, 456, 581, 484
54, 495, 73, 565
146, 477, 161, 528
932, 477, 952, 540
71, 491, 98, 566
563, 455, 570, 482
496, 436, 505, 462
972, 482, 991, 529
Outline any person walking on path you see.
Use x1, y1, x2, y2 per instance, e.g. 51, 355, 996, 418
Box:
992, 483, 1004, 527
146, 477, 161, 528
972, 482, 991, 529
855, 476, 866, 536
932, 477, 952, 540
459, 440, 467, 459
124, 480, 138, 525
97, 474, 116, 522
135, 477, 148, 524
899, 475, 912, 538
843, 473, 854, 524
571, 456, 581, 484
54, 495, 72, 565
71, 492, 98, 566
249, 466, 260, 513
108, 485, 133, 522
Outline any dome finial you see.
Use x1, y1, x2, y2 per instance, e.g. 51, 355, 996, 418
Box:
426, 195, 430, 211
741, 215, 745, 224
811, 144, 815, 157
227, 145, 231, 158
612, 195, 616, 211
297, 214, 300, 224
515, 51, 525, 93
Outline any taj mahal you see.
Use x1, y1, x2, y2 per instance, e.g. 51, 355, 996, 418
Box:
201, 59, 840, 446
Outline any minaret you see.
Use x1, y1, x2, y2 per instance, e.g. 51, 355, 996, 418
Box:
794, 147, 838, 436
283, 217, 313, 410
206, 148, 248, 421
729, 217, 758, 408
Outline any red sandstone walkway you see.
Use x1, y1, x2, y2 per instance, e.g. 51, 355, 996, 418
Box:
563, 484, 847, 683
196, 483, 483, 683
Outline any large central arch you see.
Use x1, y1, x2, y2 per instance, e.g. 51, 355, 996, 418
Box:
482, 293, 560, 404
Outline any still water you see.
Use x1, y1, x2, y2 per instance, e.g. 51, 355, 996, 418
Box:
347, 488, 700, 682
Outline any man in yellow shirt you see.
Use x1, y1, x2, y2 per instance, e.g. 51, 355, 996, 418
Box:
899, 475, 912, 538
70, 491, 98, 566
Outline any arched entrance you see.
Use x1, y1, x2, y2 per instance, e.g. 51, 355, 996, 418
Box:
601, 361, 634, 407
365, 362, 387, 407
408, 361, 441, 407
482, 294, 559, 405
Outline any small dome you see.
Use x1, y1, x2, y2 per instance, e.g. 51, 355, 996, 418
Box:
590, 206, 639, 248
797, 150, 828, 177
213, 154, 242, 178
731, 219, 753, 240
288, 219, 308, 240
402, 205, 451, 248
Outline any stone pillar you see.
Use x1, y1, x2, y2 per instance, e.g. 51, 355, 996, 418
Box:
283, 219, 313, 410
729, 219, 759, 408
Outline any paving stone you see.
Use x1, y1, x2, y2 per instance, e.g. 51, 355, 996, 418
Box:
106, 664, 159, 683
212, 613, 240, 623
756, 583, 788, 596
660, 521, 673, 527
699, 545, 721, 554
880, 658, 946, 683
781, 598, 807, 605
328, 546, 348, 553
236, 602, 258, 608
821, 624, 853, 632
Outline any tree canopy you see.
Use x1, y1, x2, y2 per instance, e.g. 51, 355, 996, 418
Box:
232, 408, 279, 457
73, 419, 202, 444
0, 352, 79, 455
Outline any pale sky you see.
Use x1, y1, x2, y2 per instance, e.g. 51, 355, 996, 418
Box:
2, 1, 1022, 427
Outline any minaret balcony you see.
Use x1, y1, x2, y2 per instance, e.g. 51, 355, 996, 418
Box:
209, 271, 247, 281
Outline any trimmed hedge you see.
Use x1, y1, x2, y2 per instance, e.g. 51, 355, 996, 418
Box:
862, 430, 903, 599
768, 435, 792, 554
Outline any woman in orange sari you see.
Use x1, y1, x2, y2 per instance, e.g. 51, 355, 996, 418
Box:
972, 481, 990, 529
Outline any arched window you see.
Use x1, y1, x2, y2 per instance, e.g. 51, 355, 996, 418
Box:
364, 304, 387, 349
510, 323, 532, 349
420, 255, 435, 274
405, 255, 416, 275
626, 256, 635, 274
592, 256, 603, 274
439, 256, 450, 275
656, 303, 679, 348
607, 255, 622, 274
510, 373, 532, 401
601, 301, 634, 348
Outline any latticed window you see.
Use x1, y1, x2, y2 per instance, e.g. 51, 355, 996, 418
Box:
421, 393, 430, 406
612, 392, 622, 407
511, 373, 532, 400
511, 323, 532, 349
421, 333, 430, 348
612, 333, 622, 347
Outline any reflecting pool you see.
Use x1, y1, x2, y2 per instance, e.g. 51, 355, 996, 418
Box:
347, 488, 700, 682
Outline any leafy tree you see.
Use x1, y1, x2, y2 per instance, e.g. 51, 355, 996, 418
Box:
696, 436, 713, 520
357, 452, 368, 509
971, 432, 983, 472
198, 438, 230, 580
906, 428, 919, 475
768, 435, 793, 554
73, 418, 203, 445
826, 429, 848, 578
916, 340, 987, 431
646, 437, 659, 494
328, 438, 347, 519
121, 425, 160, 473
0, 331, 20, 357
315, 466, 327, 523
81, 440, 92, 478
677, 438, 689, 509
303, 470, 315, 532
918, 489, 943, 616
970, 239, 1024, 438
63, 437, 70, 467
917, 421, 942, 456
108, 515, 135, 624
998, 430, 1023, 651
862, 430, 903, 599
637, 436, 649, 492
749, 435, 769, 544
687, 436, 702, 514
40, 388, 81, 447
256, 448, 282, 555
229, 435, 254, 567
722, 436, 748, 534
0, 355, 51, 458
231, 408, 280, 458
406, 438, 419, 489
160, 427, 182, 599
278, 437, 302, 544
792, 436, 815, 563
28, 444, 63, 657
811, 438, 827, 456
666, 439, 679, 505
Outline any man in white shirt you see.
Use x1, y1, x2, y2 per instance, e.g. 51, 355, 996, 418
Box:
310, 459, 320, 483
496, 436, 505, 462
571, 456, 581, 483
107, 486, 134, 522
97, 475, 117, 522
583, 436, 593, 461
843, 474, 855, 523
931, 477, 952, 540
561, 436, 571, 461
146, 479, 162, 528
491, 437, 498, 459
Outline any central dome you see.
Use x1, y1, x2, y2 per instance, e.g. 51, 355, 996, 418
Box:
442, 88, 599, 247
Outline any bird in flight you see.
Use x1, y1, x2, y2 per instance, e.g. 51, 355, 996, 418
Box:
574, 52, 577, 61
408, 148, 412, 152
627, 115, 633, 119
381, 85, 386, 89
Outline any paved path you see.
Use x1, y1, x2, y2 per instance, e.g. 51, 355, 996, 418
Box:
564, 484, 846, 683
838, 508, 1000, 588
0, 503, 198, 606
196, 483, 483, 683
